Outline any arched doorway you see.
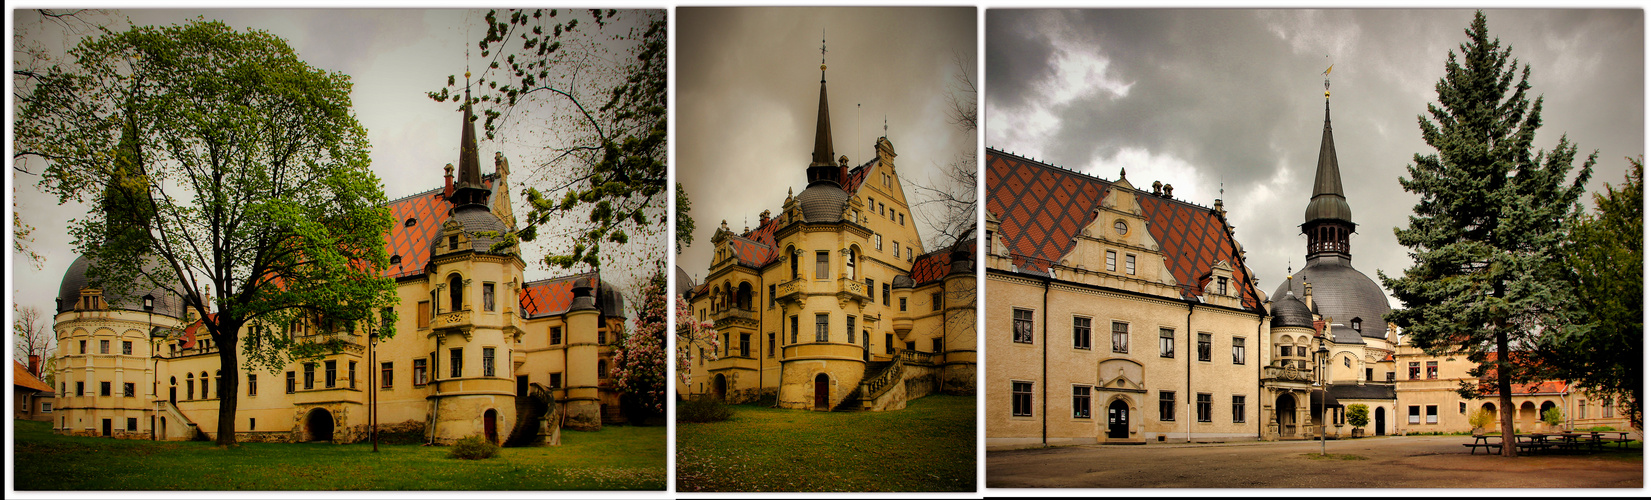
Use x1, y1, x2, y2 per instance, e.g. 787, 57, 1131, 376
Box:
1539, 400, 1557, 428
1519, 402, 1537, 431
483, 409, 498, 444
1107, 399, 1130, 439
305, 408, 334, 443
1375, 406, 1386, 435
1275, 393, 1297, 437
814, 373, 830, 411
712, 374, 727, 402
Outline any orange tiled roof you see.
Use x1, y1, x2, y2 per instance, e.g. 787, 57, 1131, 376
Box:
986, 149, 1261, 311
381, 177, 497, 280
910, 239, 975, 285
13, 360, 53, 393
519, 272, 594, 318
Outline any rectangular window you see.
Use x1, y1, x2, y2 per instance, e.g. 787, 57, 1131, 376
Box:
417, 301, 431, 328
876, 234, 883, 250
1366, 367, 1373, 381
815, 314, 829, 342
482, 348, 495, 377
128, 417, 138, 431
381, 362, 394, 389
886, 334, 894, 354
1580, 400, 1588, 419
1409, 362, 1420, 380
815, 251, 829, 279
769, 285, 776, 308
41, 402, 51, 413
1216, 277, 1228, 295
790, 315, 799, 344
483, 283, 495, 311
1197, 393, 1213, 422
847, 316, 856, 344
546, 372, 561, 388
247, 375, 256, 396
123, 382, 134, 397
1297, 346, 1307, 358
286, 372, 296, 394
899, 297, 907, 312
100, 340, 110, 354
325, 361, 337, 388
598, 328, 606, 345
1281, 345, 1292, 358
907, 248, 913, 262
550, 326, 562, 345
1459, 402, 1467, 414
739, 334, 750, 357
450, 348, 463, 378
1012, 381, 1033, 416
1159, 391, 1176, 421
767, 333, 776, 358
1233, 395, 1246, 423
932, 292, 942, 311
1072, 317, 1091, 350
349, 361, 357, 388
1426, 361, 1439, 379
932, 337, 942, 353
413, 359, 428, 386
76, 381, 85, 396
80, 340, 86, 354
893, 241, 899, 258
1111, 322, 1129, 354
882, 283, 890, 305
1232, 337, 1246, 364
1408, 405, 1421, 424
122, 341, 133, 355
304, 363, 316, 390
1013, 309, 1034, 344
1105, 250, 1117, 271
1605, 403, 1615, 418
1197, 333, 1212, 362
1125, 254, 1136, 275
1426, 405, 1438, 424
250, 418, 256, 431
1162, 326, 1175, 358
1073, 386, 1092, 419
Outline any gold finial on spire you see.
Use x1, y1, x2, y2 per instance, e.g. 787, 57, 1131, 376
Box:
820, 30, 828, 76
1323, 55, 1332, 98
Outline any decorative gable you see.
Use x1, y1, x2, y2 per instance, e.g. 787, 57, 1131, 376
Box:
1098, 358, 1146, 393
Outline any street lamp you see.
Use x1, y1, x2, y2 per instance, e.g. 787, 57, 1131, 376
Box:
1317, 335, 1330, 456
370, 317, 379, 453
143, 293, 155, 441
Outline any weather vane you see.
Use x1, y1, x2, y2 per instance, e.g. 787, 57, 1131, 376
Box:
1323, 54, 1333, 98
820, 30, 828, 78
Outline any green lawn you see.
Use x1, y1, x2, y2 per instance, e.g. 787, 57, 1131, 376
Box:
12, 419, 665, 490
676, 394, 976, 492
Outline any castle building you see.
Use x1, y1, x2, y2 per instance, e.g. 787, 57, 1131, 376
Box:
48, 95, 627, 444
984, 149, 1268, 447
680, 57, 976, 411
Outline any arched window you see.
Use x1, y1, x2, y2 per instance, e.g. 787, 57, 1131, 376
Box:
449, 274, 464, 312
847, 248, 858, 280
787, 246, 798, 279
736, 282, 753, 310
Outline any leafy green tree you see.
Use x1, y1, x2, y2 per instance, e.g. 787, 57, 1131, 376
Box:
1345, 404, 1370, 430
430, 9, 666, 276
675, 182, 694, 255
15, 20, 398, 446
1544, 157, 1642, 430
1379, 11, 1595, 457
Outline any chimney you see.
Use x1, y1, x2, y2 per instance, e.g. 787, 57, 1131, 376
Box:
1303, 281, 1314, 311
443, 163, 455, 199
759, 210, 771, 226
28, 355, 41, 377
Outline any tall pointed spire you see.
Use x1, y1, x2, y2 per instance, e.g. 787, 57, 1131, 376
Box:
452, 84, 490, 208
1302, 91, 1355, 259
805, 34, 840, 187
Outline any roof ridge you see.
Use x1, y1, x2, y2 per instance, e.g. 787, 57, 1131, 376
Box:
522, 270, 597, 287
987, 147, 1224, 212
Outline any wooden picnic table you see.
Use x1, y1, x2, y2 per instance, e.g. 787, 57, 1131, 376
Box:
1514, 433, 1556, 454
1463, 434, 1502, 454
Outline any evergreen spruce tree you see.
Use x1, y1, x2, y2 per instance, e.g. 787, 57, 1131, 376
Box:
1379, 11, 1596, 457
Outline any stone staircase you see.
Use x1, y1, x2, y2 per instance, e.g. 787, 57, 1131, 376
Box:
504, 383, 553, 447
833, 358, 903, 412
154, 399, 203, 440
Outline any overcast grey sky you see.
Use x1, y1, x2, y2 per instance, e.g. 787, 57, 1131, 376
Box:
987, 9, 1644, 309
675, 7, 977, 284
11, 8, 663, 325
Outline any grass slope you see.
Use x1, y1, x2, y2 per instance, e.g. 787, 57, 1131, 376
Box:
12, 419, 665, 490
676, 394, 976, 492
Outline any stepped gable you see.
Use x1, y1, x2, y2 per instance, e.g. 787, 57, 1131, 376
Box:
986, 148, 1260, 311
381, 175, 497, 280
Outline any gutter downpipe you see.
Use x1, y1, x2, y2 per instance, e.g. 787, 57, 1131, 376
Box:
1041, 275, 1050, 447
1257, 313, 1267, 440
1186, 300, 1195, 443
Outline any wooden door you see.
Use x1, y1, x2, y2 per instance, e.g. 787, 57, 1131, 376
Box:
814, 374, 830, 410
1108, 400, 1130, 438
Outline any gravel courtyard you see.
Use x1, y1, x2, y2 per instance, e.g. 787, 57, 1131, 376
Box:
988, 435, 1642, 489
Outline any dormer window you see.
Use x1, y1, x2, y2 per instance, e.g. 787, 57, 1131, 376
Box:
1351, 318, 1362, 332
448, 235, 458, 250
389, 255, 402, 266
404, 218, 417, 227
1216, 277, 1228, 296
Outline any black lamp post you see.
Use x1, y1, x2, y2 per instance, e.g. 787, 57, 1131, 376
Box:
370, 319, 379, 453
1317, 335, 1330, 456
143, 293, 155, 440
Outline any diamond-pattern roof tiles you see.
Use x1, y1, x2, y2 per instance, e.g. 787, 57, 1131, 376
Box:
987, 149, 1260, 311
382, 177, 495, 280
519, 272, 594, 318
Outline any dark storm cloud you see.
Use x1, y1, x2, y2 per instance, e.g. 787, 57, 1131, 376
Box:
676, 7, 977, 282
987, 9, 1643, 307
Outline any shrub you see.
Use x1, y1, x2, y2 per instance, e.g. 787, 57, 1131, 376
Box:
678, 397, 733, 423
1468, 408, 1495, 430
1346, 404, 1370, 429
1542, 407, 1565, 427
448, 435, 499, 460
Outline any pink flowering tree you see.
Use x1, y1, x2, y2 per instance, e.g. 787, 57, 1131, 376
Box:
676, 287, 718, 394
611, 266, 667, 418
